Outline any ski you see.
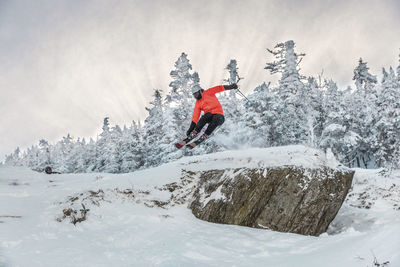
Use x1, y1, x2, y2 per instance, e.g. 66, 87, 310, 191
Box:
186, 134, 208, 149
174, 138, 190, 149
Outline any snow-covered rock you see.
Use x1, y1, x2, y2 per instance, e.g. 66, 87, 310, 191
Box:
189, 162, 354, 236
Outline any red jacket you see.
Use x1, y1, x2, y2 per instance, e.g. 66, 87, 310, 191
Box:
192, 85, 225, 123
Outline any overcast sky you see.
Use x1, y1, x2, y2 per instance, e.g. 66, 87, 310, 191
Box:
1, 0, 399, 161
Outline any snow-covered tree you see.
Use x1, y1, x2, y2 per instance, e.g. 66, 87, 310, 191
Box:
319, 83, 361, 166
96, 118, 113, 172
4, 147, 22, 166
120, 121, 145, 172
302, 77, 324, 146
266, 40, 306, 98
52, 134, 74, 172
223, 59, 242, 100
66, 138, 86, 173
353, 58, 378, 96
37, 139, 51, 170
266, 40, 308, 145
167, 53, 194, 104
373, 67, 400, 167
85, 138, 97, 172
143, 89, 170, 168
164, 53, 199, 142
211, 59, 248, 149
6, 42, 400, 172
349, 58, 378, 167
106, 124, 123, 173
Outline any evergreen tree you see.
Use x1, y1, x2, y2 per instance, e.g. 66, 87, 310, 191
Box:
74, 138, 88, 173
96, 118, 112, 172
4, 147, 21, 166
353, 58, 378, 96
211, 59, 248, 150
397, 51, 400, 82
320, 82, 360, 165
266, 40, 308, 145
119, 121, 145, 172
66, 138, 85, 173
37, 139, 51, 170
85, 138, 97, 172
302, 77, 324, 146
351, 58, 378, 167
143, 89, 169, 168
53, 134, 74, 173
106, 125, 123, 173
223, 59, 241, 99
163, 53, 200, 161
373, 67, 400, 166
244, 82, 276, 147
164, 53, 198, 142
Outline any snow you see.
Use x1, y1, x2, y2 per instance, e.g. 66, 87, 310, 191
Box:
202, 184, 226, 207
176, 145, 343, 171
1, 146, 399, 267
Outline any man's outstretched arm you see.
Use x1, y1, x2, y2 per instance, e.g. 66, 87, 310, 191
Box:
223, 83, 238, 90
207, 84, 238, 95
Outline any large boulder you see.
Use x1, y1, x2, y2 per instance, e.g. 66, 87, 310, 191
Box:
189, 166, 354, 236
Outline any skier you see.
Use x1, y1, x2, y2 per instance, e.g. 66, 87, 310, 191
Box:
175, 83, 238, 149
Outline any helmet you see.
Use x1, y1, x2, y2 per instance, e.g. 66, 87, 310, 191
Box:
191, 84, 202, 94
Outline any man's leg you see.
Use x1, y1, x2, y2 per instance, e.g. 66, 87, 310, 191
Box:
194, 113, 213, 133
204, 114, 225, 135
186, 114, 225, 149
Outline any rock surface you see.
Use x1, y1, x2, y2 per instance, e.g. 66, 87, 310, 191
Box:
190, 166, 354, 236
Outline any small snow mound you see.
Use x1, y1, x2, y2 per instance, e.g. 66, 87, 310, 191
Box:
177, 145, 342, 171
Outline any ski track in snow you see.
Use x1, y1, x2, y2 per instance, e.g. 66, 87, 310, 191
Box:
0, 146, 399, 267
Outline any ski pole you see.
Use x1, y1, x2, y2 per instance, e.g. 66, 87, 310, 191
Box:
234, 77, 251, 102
236, 89, 251, 102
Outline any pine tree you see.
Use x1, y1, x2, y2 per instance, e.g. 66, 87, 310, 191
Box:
265, 40, 308, 145
163, 53, 200, 161
53, 134, 74, 173
74, 138, 88, 172
223, 59, 242, 99
4, 147, 21, 166
302, 77, 324, 146
164, 53, 198, 143
351, 58, 378, 167
143, 89, 169, 168
96, 118, 112, 172
244, 82, 276, 146
85, 138, 97, 172
37, 139, 51, 170
373, 67, 400, 167
320, 81, 359, 165
210, 59, 247, 150
353, 58, 378, 97
66, 138, 85, 173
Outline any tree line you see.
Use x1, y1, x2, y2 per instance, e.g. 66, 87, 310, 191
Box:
5, 40, 400, 172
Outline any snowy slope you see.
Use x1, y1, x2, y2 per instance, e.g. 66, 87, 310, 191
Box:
0, 145, 399, 267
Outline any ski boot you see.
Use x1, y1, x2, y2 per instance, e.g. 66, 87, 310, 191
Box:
186, 133, 208, 149
174, 130, 198, 149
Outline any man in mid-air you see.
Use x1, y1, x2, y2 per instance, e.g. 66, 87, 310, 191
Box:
175, 83, 238, 149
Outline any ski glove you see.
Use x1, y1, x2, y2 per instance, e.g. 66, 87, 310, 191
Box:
224, 83, 238, 90
187, 121, 196, 136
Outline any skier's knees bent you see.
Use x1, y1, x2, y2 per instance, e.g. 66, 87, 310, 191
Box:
214, 114, 225, 126
195, 113, 213, 132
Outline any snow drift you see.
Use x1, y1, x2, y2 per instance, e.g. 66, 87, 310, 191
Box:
1, 145, 399, 267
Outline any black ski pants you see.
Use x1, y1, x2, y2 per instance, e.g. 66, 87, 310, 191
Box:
195, 113, 225, 135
